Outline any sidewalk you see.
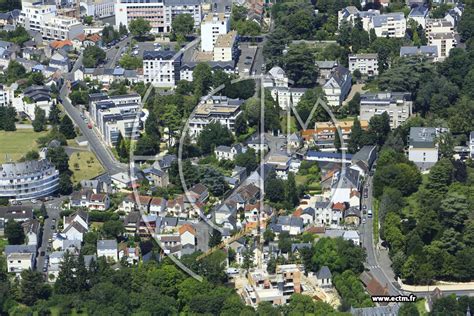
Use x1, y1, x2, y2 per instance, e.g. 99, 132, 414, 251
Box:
401, 282, 474, 292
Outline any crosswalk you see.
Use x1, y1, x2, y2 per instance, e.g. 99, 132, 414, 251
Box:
367, 265, 379, 269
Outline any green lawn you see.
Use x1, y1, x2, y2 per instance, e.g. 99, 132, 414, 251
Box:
70, 151, 105, 184
0, 129, 48, 163
416, 299, 428, 316
0, 238, 7, 254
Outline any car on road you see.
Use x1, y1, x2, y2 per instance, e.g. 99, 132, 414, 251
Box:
245, 56, 252, 60
40, 251, 45, 256
362, 205, 367, 211
43, 266, 47, 272
362, 218, 366, 224
367, 210, 373, 218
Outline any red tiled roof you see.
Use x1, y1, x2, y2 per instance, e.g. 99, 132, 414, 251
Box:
50, 40, 73, 49
179, 223, 196, 235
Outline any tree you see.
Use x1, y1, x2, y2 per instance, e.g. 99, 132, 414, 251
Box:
39, 202, 47, 218
59, 115, 76, 139
129, 18, 152, 38
119, 54, 142, 70
193, 63, 212, 97
278, 232, 292, 253
285, 172, 299, 206
348, 117, 363, 153
265, 178, 285, 203
242, 247, 254, 270
115, 132, 129, 162
46, 146, 69, 172
263, 229, 275, 244
102, 220, 125, 238
334, 127, 341, 152
234, 114, 248, 136
0, 106, 16, 131
373, 163, 422, 197
32, 106, 47, 132
366, 112, 390, 146
83, 15, 93, 25
134, 134, 160, 156
333, 270, 374, 309
234, 148, 258, 174
197, 122, 233, 154
83, 45, 106, 68
20, 270, 51, 306
209, 229, 222, 248
58, 173, 73, 195
347, 92, 360, 115
200, 166, 228, 196
283, 43, 318, 87
172, 14, 194, 35
48, 103, 61, 125
427, 158, 454, 193
5, 60, 26, 84
119, 23, 128, 36
5, 220, 25, 244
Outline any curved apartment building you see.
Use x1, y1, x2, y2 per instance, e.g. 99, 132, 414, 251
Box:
0, 159, 59, 201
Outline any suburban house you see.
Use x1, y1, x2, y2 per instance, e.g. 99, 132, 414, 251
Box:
5, 245, 36, 276
215, 144, 245, 161
322, 66, 352, 107
69, 189, 110, 211
316, 266, 333, 288
179, 224, 196, 246
189, 183, 209, 203
97, 239, 118, 262
22, 219, 40, 247
408, 127, 443, 171
62, 210, 89, 242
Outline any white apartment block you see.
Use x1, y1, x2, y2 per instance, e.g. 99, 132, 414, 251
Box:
19, 0, 83, 40
115, 0, 169, 33
89, 93, 143, 146
7, 253, 34, 275
189, 96, 243, 137
349, 54, 379, 76
360, 92, 412, 129
81, 0, 115, 18
213, 30, 237, 62
270, 87, 307, 110
0, 84, 11, 107
426, 19, 456, 61
338, 6, 379, 30
165, 0, 202, 30
143, 50, 181, 88
201, 13, 230, 52
408, 127, 443, 171
369, 13, 406, 38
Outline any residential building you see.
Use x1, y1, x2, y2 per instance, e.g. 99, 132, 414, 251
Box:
143, 167, 169, 187
89, 93, 143, 146
213, 30, 238, 61
118, 243, 140, 264
179, 223, 196, 245
179, 60, 236, 81
408, 5, 429, 28
189, 183, 209, 203
4, 245, 36, 276
17, 85, 53, 120
322, 66, 352, 107
143, 50, 182, 88
315, 60, 338, 84
0, 207, 33, 236
200, 13, 230, 52
348, 54, 379, 76
97, 239, 118, 262
408, 127, 442, 171
115, 0, 168, 33
338, 6, 380, 30
359, 92, 412, 129
189, 96, 243, 137
369, 13, 406, 38
263, 66, 307, 109
80, 0, 115, 18
312, 120, 369, 151
214, 143, 245, 161
165, 0, 202, 30
400, 45, 438, 61
69, 189, 110, 211
22, 219, 40, 247
0, 84, 11, 107
316, 266, 332, 288
426, 19, 456, 61
0, 159, 59, 201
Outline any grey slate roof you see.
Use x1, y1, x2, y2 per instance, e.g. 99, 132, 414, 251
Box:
317, 266, 332, 279
409, 127, 437, 148
97, 239, 117, 250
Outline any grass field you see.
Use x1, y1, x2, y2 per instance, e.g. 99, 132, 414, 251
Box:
69, 151, 105, 184
0, 129, 48, 163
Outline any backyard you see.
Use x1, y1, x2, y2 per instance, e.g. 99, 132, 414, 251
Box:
69, 151, 105, 184
0, 129, 48, 163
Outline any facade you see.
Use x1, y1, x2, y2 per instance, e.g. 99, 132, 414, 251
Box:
115, 0, 169, 33
322, 66, 352, 107
400, 45, 438, 62
264, 66, 307, 109
359, 92, 412, 129
408, 5, 429, 28
213, 30, 238, 62
89, 93, 143, 146
470, 132, 474, 159
7, 253, 34, 275
165, 0, 202, 30
180, 60, 235, 81
81, 0, 115, 18
369, 13, 406, 38
348, 54, 379, 76
200, 13, 230, 52
143, 50, 182, 87
189, 96, 243, 137
97, 239, 118, 262
0, 159, 59, 201
408, 127, 440, 171
312, 120, 369, 151
0, 84, 10, 107
426, 19, 456, 61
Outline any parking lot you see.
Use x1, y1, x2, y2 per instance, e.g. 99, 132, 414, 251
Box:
236, 44, 257, 76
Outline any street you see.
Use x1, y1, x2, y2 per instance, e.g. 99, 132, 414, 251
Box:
360, 174, 401, 296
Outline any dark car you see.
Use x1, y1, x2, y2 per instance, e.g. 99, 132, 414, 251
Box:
40, 251, 45, 256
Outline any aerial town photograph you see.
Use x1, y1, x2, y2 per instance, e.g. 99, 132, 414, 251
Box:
0, 0, 473, 314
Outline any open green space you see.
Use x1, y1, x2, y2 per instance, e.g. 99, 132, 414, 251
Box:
70, 151, 105, 184
0, 129, 48, 163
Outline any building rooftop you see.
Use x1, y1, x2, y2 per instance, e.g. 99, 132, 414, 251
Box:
97, 239, 117, 250
409, 127, 437, 148
215, 31, 237, 47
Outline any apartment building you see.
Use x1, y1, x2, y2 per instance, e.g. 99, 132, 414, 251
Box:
81, 0, 115, 18
408, 5, 429, 28
348, 53, 379, 76
408, 127, 442, 171
115, 0, 168, 33
89, 93, 143, 146
0, 159, 60, 201
338, 6, 379, 30
5, 245, 36, 276
165, 0, 202, 30
143, 50, 182, 87
201, 13, 230, 52
426, 19, 456, 61
179, 60, 235, 81
189, 96, 243, 137
400, 45, 438, 62
369, 13, 406, 38
19, 0, 83, 40
213, 30, 238, 62
0, 84, 10, 107
360, 92, 412, 129
313, 120, 369, 151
